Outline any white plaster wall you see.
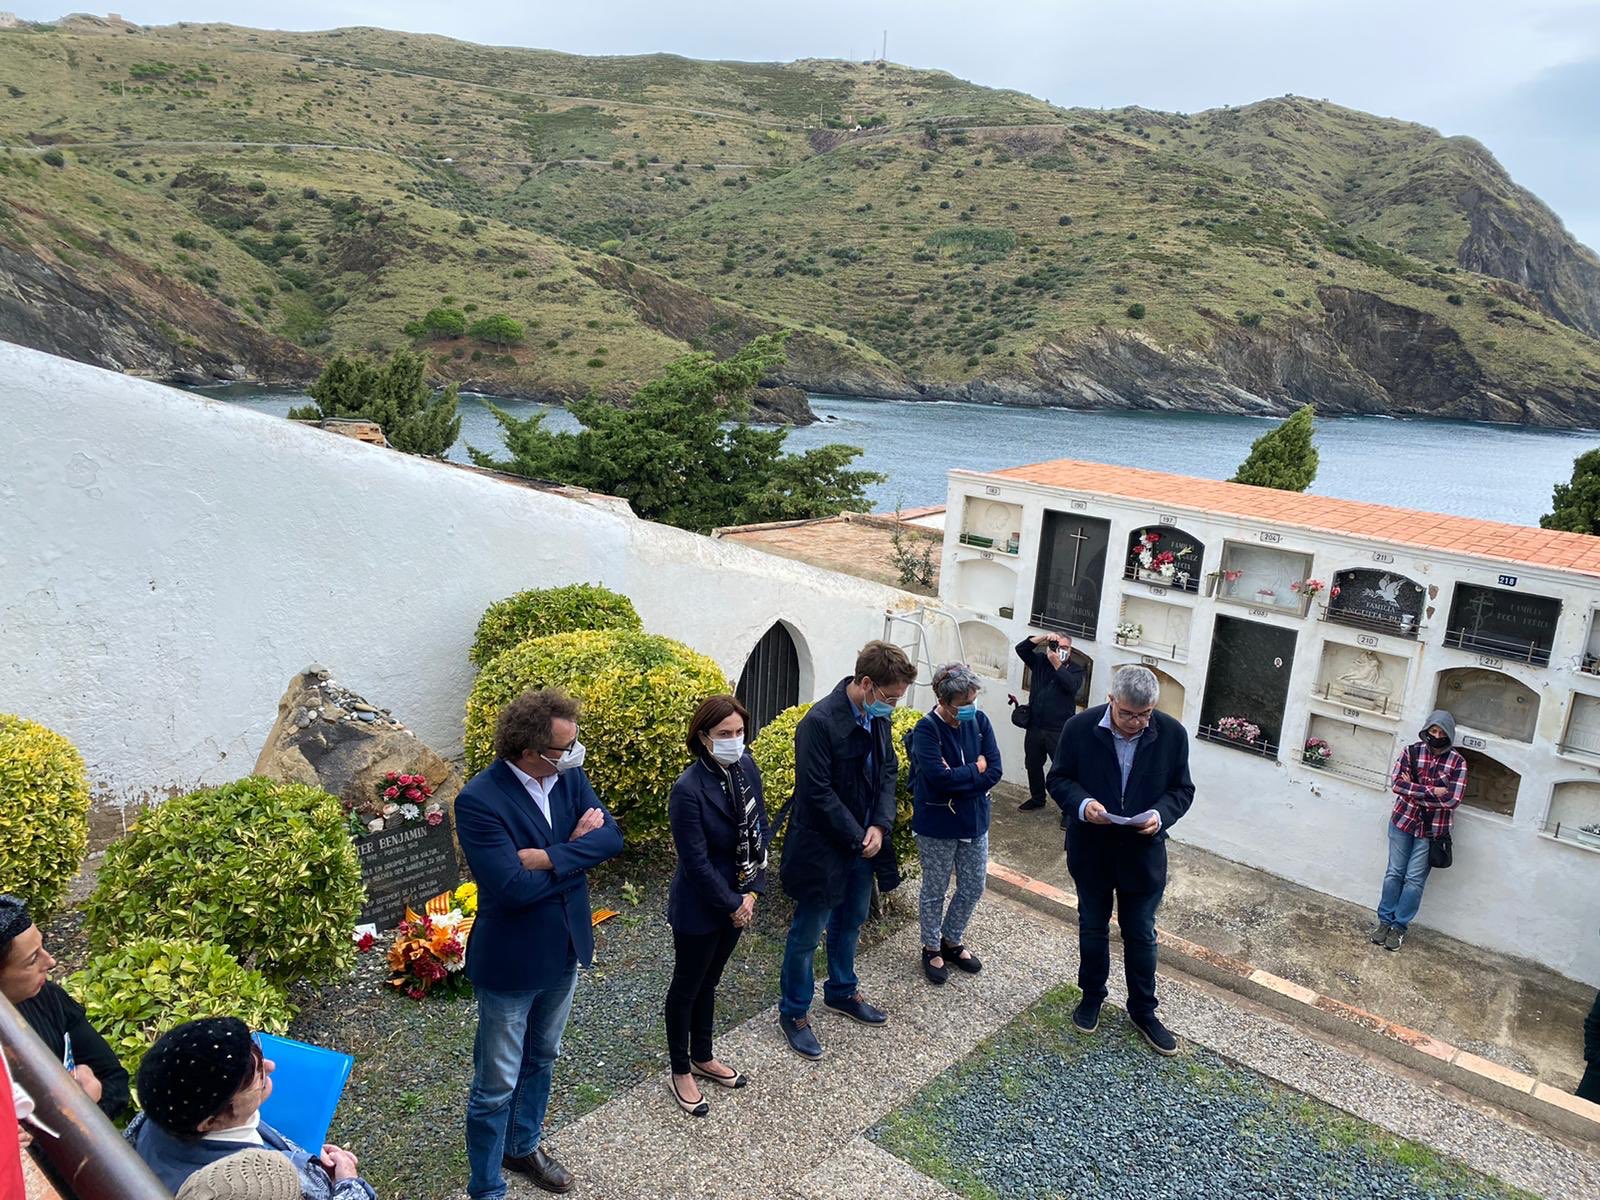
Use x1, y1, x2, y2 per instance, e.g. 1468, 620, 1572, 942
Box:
942, 469, 1600, 986
2, 345, 943, 805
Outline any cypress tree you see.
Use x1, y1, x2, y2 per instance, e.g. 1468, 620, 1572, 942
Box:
1230, 405, 1318, 492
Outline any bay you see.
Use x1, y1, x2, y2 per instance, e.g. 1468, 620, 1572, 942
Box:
201, 384, 1598, 527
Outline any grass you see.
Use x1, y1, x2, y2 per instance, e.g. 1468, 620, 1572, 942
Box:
1, 22, 1598, 418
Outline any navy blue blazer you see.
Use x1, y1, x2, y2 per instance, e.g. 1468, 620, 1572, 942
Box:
666, 754, 772, 936
1046, 705, 1195, 895
456, 758, 625, 992
909, 709, 1003, 841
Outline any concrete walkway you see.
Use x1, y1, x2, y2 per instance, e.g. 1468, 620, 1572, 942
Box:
987, 785, 1596, 1087
531, 890, 1600, 1200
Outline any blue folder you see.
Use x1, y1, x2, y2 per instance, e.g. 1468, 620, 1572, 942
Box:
254, 1033, 354, 1152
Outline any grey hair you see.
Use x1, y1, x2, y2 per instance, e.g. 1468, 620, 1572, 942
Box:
932, 662, 983, 704
1110, 664, 1160, 708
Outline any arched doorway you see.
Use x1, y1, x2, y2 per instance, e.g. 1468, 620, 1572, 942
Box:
736, 623, 802, 739
1148, 667, 1186, 723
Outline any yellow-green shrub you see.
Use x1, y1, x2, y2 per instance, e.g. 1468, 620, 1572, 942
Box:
750, 702, 923, 865
465, 630, 729, 840
469, 583, 642, 668
84, 777, 364, 986
70, 938, 292, 1083
0, 713, 90, 917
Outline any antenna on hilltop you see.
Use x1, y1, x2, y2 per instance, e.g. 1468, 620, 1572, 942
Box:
880, 30, 887, 62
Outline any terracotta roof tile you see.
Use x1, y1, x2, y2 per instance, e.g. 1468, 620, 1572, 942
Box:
971, 459, 1600, 579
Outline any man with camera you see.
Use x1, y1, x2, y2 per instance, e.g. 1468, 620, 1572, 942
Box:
1015, 634, 1085, 824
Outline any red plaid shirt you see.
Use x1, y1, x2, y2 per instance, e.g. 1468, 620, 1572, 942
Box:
1390, 742, 1467, 839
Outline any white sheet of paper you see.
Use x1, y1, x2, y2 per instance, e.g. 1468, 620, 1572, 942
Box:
1103, 809, 1158, 827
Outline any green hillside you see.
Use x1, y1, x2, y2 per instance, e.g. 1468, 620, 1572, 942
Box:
3, 17, 1599, 425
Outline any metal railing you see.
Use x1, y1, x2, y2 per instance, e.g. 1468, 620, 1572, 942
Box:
0, 992, 171, 1200
1310, 681, 1402, 717
1196, 724, 1280, 760
1441, 628, 1552, 667
1028, 610, 1097, 641
1318, 605, 1423, 640
1122, 564, 1200, 594
1305, 757, 1392, 788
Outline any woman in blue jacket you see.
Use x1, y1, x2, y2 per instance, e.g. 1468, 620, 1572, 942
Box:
910, 662, 1003, 985
664, 695, 771, 1116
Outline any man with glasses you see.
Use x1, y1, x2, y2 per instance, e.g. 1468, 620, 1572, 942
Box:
1048, 665, 1195, 1056
455, 689, 624, 1197
129, 1016, 375, 1198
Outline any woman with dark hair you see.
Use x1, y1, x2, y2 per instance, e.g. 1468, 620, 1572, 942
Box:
664, 695, 771, 1116
910, 663, 1003, 985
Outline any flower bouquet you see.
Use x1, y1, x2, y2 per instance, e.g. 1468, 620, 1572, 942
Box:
1135, 532, 1192, 583
387, 891, 475, 1000
1215, 716, 1262, 745
1290, 578, 1326, 598
1115, 621, 1143, 646
347, 771, 446, 836
1302, 738, 1331, 767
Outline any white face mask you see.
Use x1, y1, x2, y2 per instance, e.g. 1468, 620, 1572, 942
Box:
708, 735, 744, 765
544, 740, 586, 774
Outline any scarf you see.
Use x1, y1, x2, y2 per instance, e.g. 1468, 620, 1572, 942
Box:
717, 759, 767, 891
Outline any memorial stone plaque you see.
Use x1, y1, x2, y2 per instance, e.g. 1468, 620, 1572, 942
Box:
1446, 584, 1561, 664
1327, 569, 1425, 635
1200, 615, 1297, 748
354, 818, 463, 928
1031, 511, 1110, 638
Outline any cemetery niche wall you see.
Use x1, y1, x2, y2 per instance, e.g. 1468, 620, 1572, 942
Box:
1198, 615, 1296, 757
1324, 569, 1426, 638
1124, 524, 1204, 592
1214, 540, 1316, 615
1434, 667, 1540, 743
1031, 511, 1110, 639
1444, 583, 1561, 666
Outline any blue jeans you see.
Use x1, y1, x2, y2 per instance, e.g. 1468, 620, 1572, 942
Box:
465, 957, 579, 1200
916, 833, 988, 949
1377, 822, 1432, 933
1075, 880, 1164, 1020
779, 855, 874, 1017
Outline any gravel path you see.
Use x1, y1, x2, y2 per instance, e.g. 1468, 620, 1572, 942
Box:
870, 985, 1530, 1200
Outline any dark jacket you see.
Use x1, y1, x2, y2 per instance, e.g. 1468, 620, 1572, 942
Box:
1015, 637, 1086, 733
130, 1115, 376, 1199
456, 759, 625, 992
910, 709, 1003, 841
19, 982, 130, 1120
779, 677, 898, 908
1046, 705, 1195, 895
667, 754, 772, 936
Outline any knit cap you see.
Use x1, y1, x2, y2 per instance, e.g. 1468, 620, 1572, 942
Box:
136, 1017, 256, 1135
176, 1149, 301, 1200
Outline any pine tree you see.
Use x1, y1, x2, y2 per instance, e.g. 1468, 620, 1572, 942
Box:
289, 348, 461, 457
1541, 448, 1600, 534
1230, 405, 1318, 492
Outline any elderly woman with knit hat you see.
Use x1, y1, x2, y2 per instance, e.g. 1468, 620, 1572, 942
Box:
127, 1016, 376, 1200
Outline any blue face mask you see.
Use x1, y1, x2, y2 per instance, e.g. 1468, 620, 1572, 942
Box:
865, 699, 895, 719
955, 704, 978, 722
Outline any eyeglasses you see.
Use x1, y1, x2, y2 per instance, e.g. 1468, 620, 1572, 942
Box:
1110, 703, 1155, 725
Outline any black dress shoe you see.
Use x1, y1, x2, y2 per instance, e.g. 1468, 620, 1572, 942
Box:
1018, 796, 1047, 811
503, 1145, 574, 1194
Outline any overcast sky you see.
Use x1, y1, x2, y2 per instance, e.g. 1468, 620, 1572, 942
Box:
16, 1, 1600, 251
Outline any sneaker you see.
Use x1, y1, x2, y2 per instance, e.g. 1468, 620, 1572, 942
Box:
1383, 927, 1405, 952
824, 992, 889, 1025
1367, 921, 1390, 945
1071, 999, 1101, 1034
778, 1013, 823, 1059
1131, 1014, 1180, 1056
1018, 796, 1047, 811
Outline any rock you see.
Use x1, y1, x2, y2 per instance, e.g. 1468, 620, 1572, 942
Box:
366, 817, 385, 834
749, 384, 817, 426
253, 666, 462, 832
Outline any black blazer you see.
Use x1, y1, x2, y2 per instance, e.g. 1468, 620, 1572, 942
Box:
1046, 705, 1195, 894
667, 754, 771, 936
779, 677, 898, 908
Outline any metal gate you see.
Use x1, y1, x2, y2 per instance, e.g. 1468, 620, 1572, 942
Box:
736, 622, 801, 738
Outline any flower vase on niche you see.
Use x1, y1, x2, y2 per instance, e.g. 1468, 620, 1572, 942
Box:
1254, 588, 1277, 607
1115, 621, 1142, 648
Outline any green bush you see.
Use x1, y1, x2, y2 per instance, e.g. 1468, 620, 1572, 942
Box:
751, 702, 922, 866
465, 630, 728, 840
85, 778, 364, 986
469, 583, 642, 668
0, 714, 90, 917
70, 938, 292, 1082
1126, 302, 1146, 319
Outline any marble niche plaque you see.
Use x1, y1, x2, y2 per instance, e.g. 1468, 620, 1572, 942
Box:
1326, 569, 1425, 635
1200, 615, 1297, 749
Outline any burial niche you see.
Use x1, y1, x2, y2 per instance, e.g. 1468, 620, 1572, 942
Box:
1148, 666, 1187, 723
955, 557, 1018, 617
1547, 781, 1600, 847
1314, 642, 1407, 716
1124, 525, 1205, 592
1324, 569, 1426, 637
1215, 541, 1316, 614
1199, 615, 1297, 756
1433, 667, 1539, 743
1458, 748, 1520, 818
958, 620, 1011, 680
1030, 511, 1110, 639
1444, 583, 1561, 666
1560, 693, 1600, 760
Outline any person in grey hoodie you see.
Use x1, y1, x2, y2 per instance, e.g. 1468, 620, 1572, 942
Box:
1368, 710, 1467, 951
